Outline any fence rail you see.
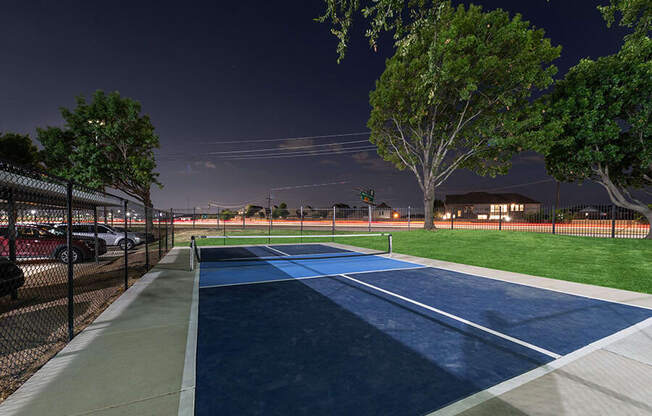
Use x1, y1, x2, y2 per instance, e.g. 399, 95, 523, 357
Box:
171, 204, 649, 239
0, 160, 173, 401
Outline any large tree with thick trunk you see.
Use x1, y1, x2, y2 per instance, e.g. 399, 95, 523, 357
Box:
367, 3, 560, 229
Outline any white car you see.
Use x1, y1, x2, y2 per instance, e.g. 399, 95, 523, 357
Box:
53, 224, 142, 250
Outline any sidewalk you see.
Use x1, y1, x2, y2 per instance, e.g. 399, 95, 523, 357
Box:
0, 248, 196, 416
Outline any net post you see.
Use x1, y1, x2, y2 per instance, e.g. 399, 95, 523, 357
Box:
408, 206, 411, 231
388, 233, 393, 256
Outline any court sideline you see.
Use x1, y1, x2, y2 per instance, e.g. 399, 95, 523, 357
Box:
0, 246, 650, 415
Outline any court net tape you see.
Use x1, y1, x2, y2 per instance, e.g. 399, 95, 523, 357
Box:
190, 233, 392, 271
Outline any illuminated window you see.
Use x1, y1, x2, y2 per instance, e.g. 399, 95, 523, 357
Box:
510, 204, 524, 212
490, 204, 508, 213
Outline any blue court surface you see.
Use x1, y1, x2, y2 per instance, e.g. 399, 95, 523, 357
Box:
194, 244, 652, 415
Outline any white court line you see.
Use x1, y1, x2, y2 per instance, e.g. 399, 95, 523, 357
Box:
177, 265, 200, 416
339, 273, 562, 359
391, 255, 652, 311
264, 245, 290, 256
199, 265, 430, 290
427, 317, 652, 416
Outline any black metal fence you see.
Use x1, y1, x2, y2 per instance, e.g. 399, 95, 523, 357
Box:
169, 203, 649, 239
0, 160, 172, 400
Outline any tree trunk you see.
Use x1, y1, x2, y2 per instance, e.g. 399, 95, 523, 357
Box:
641, 207, 652, 239
142, 190, 155, 235
423, 187, 435, 230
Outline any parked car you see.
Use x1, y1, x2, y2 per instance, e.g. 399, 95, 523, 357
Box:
0, 257, 24, 299
0, 225, 106, 263
52, 224, 142, 250
113, 226, 155, 243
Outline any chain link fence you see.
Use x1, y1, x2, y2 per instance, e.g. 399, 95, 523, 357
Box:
0, 160, 173, 401
170, 203, 648, 240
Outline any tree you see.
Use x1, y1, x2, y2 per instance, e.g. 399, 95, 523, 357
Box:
219, 209, 236, 221
318, 0, 438, 61
0, 132, 41, 168
532, 6, 651, 237
272, 202, 290, 219
368, 3, 560, 229
245, 204, 264, 218
38, 90, 161, 209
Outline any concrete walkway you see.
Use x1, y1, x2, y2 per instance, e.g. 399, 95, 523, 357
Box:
1, 246, 650, 415
0, 248, 196, 416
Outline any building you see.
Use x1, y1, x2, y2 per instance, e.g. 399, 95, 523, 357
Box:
445, 192, 540, 221
375, 202, 394, 219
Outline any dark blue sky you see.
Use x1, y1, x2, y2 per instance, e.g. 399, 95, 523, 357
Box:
0, 1, 632, 209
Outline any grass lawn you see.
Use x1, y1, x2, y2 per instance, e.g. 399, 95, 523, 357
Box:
178, 228, 652, 294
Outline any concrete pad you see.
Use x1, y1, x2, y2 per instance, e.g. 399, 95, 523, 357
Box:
457, 349, 652, 416
605, 325, 652, 366
84, 391, 182, 416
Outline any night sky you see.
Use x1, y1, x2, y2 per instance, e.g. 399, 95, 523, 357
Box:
0, 1, 633, 210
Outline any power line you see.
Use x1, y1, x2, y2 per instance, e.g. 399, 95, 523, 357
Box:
218, 146, 377, 161
161, 146, 377, 161
271, 181, 350, 191
198, 132, 370, 145
205, 139, 370, 155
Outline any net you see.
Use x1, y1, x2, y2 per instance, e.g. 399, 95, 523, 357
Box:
189, 233, 392, 270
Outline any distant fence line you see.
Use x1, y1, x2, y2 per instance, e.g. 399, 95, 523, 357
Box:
170, 204, 649, 239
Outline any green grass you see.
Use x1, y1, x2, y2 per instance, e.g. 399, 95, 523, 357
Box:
362, 230, 652, 294
179, 228, 652, 294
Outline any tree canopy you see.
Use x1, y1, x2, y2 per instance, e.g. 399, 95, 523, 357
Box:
532, 1, 651, 237
368, 2, 560, 228
318, 0, 438, 61
0, 132, 41, 169
38, 90, 160, 206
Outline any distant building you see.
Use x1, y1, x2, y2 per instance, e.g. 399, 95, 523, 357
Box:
375, 202, 394, 219
445, 192, 540, 220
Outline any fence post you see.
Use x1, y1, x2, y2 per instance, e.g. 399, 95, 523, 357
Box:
552, 206, 557, 235
300, 206, 304, 242
7, 189, 16, 264
144, 205, 150, 270
110, 208, 114, 226
123, 199, 128, 290
216, 208, 220, 230
103, 206, 107, 225
93, 207, 99, 264
407, 206, 411, 231
170, 209, 174, 247
368, 205, 372, 232
165, 211, 169, 251
192, 207, 196, 229
611, 204, 616, 238
66, 181, 74, 341
242, 207, 245, 230
499, 205, 502, 231
450, 211, 454, 230
158, 210, 162, 259
332, 206, 336, 241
